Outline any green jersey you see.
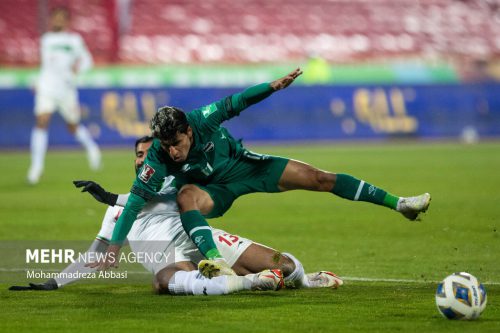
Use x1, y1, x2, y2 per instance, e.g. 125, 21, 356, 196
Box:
111, 82, 275, 244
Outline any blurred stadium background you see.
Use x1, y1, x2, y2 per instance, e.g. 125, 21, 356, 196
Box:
0, 0, 499, 148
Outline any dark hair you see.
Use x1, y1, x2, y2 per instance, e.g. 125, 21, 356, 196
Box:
51, 6, 70, 18
134, 135, 154, 152
150, 106, 189, 141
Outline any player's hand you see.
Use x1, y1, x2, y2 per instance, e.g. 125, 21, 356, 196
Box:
9, 278, 58, 291
270, 68, 303, 91
85, 244, 120, 271
73, 180, 118, 206
72, 61, 79, 74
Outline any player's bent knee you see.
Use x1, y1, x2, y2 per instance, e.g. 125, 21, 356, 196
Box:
176, 185, 199, 210
177, 185, 213, 213
35, 115, 51, 129
67, 123, 78, 134
280, 255, 296, 277
316, 170, 336, 191
302, 169, 333, 191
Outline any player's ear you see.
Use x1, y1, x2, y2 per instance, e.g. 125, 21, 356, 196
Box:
187, 126, 193, 137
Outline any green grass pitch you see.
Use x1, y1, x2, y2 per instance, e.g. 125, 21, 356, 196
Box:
0, 142, 499, 333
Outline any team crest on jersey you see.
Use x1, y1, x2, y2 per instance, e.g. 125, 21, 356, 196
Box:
139, 164, 155, 183
203, 142, 214, 153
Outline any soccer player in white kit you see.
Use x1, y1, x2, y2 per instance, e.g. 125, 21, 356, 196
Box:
11, 136, 343, 295
28, 7, 101, 185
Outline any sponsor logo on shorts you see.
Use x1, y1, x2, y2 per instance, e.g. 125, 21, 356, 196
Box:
139, 164, 155, 183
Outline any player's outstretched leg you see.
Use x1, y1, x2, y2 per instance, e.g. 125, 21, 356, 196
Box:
281, 252, 343, 289
162, 269, 283, 295
27, 127, 48, 184
332, 175, 431, 221
74, 125, 101, 171
9, 239, 107, 291
278, 160, 431, 221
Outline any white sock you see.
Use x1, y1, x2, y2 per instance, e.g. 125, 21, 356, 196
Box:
28, 127, 48, 182
75, 125, 101, 170
168, 270, 252, 296
54, 239, 107, 288
282, 252, 308, 288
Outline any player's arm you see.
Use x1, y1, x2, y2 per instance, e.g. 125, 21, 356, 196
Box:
230, 68, 302, 115
73, 180, 130, 207
73, 180, 119, 206
191, 68, 302, 131
231, 67, 302, 113
9, 279, 58, 291
75, 35, 93, 74
73, 179, 153, 244
86, 146, 166, 270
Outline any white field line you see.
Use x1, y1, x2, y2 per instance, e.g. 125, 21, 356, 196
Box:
341, 276, 500, 285
2, 267, 500, 285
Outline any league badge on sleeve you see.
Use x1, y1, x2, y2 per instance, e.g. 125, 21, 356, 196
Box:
139, 164, 156, 183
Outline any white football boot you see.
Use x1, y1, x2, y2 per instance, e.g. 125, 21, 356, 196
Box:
27, 165, 42, 185
198, 259, 236, 278
397, 193, 431, 221
306, 271, 344, 289
247, 269, 284, 291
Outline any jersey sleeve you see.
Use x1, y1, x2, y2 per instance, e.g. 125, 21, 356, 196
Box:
188, 82, 274, 133
110, 193, 145, 245
116, 193, 130, 206
110, 141, 167, 245
75, 34, 93, 73
96, 206, 122, 241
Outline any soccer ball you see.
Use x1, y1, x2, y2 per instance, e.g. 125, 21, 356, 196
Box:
435, 272, 487, 320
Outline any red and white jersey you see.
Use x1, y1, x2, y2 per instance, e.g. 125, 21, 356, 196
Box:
97, 176, 179, 241
94, 176, 252, 273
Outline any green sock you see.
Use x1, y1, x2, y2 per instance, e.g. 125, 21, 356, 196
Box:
331, 173, 399, 209
383, 193, 400, 210
180, 210, 222, 260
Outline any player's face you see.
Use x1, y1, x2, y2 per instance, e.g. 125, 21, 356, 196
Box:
50, 10, 69, 32
160, 127, 193, 163
135, 141, 153, 172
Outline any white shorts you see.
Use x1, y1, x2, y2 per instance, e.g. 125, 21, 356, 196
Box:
121, 213, 253, 275
34, 88, 80, 124
173, 228, 253, 271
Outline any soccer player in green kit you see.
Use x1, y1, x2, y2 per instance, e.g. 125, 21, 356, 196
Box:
88, 68, 431, 277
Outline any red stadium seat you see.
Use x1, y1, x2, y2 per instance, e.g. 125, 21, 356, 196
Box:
0, 0, 498, 65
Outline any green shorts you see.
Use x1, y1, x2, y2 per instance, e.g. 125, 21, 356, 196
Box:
196, 155, 289, 218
